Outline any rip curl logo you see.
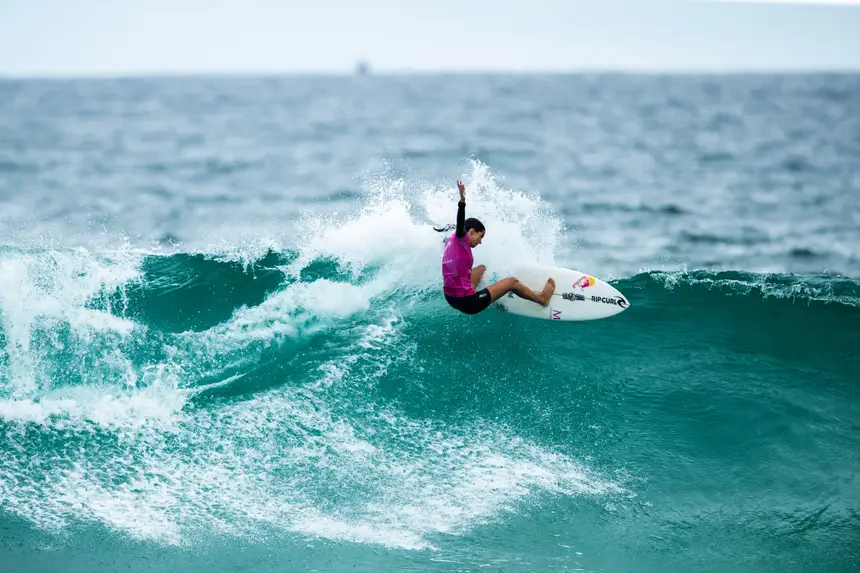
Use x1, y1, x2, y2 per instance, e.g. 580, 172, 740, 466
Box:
591, 295, 629, 309
572, 276, 595, 289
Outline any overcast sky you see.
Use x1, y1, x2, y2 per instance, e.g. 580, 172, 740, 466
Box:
1, 0, 859, 76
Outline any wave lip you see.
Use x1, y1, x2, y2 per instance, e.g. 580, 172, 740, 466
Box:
620, 268, 860, 308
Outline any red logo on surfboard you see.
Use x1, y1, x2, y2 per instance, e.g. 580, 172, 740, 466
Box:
551, 309, 561, 320
572, 276, 595, 289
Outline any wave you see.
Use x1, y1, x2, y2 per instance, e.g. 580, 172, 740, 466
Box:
1, 161, 858, 552
0, 162, 610, 550
5, 241, 855, 401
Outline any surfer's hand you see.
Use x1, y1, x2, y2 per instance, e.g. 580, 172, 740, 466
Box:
470, 265, 486, 289
457, 180, 466, 202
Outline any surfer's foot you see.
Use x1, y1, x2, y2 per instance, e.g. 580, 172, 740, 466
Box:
538, 278, 556, 306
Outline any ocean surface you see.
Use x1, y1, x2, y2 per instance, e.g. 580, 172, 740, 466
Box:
0, 73, 858, 572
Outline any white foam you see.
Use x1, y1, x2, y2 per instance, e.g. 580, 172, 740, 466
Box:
172, 276, 382, 384
55, 466, 182, 544
0, 246, 146, 398
420, 161, 565, 274
0, 374, 188, 430
289, 512, 427, 550
652, 269, 860, 307
281, 159, 565, 292
0, 334, 622, 551
0, 392, 184, 430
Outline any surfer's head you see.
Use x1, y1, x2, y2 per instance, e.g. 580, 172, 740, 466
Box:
465, 218, 485, 248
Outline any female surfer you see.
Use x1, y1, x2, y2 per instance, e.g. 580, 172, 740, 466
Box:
442, 180, 555, 315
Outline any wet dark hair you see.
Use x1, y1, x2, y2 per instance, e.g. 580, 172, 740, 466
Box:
464, 218, 485, 234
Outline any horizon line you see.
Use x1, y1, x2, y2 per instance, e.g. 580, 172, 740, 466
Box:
3, 65, 860, 80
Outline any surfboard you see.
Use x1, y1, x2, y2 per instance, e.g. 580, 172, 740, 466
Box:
479, 264, 630, 321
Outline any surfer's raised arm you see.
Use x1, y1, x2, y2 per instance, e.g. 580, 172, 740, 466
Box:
455, 180, 466, 238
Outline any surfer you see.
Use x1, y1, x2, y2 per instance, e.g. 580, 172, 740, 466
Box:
442, 180, 555, 315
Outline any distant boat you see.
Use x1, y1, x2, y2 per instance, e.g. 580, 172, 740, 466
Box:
355, 60, 371, 76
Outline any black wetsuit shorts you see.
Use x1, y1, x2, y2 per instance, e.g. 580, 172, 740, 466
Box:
445, 288, 492, 315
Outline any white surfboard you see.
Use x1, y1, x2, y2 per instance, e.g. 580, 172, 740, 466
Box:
480, 264, 630, 321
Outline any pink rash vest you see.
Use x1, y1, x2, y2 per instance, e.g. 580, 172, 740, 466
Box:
441, 201, 476, 298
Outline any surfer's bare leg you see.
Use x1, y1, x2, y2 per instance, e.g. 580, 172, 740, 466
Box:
471, 265, 486, 289
487, 277, 555, 307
